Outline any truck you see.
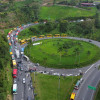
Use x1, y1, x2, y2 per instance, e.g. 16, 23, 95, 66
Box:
15, 49, 20, 59
70, 93, 76, 100
13, 84, 17, 94
12, 60, 17, 66
13, 69, 17, 78
74, 80, 80, 90
21, 48, 24, 55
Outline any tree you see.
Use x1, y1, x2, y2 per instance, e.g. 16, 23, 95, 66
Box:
32, 2, 40, 20
53, 0, 56, 5
58, 46, 63, 64
74, 48, 80, 65
94, 12, 100, 28
96, 4, 100, 10
38, 24, 45, 34
77, 20, 94, 35
9, 0, 13, 5
59, 20, 68, 33
87, 50, 91, 55
44, 21, 55, 32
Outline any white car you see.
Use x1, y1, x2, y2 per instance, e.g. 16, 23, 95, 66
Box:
23, 78, 25, 84
53, 73, 60, 76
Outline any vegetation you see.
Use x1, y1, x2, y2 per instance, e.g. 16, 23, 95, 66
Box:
25, 39, 100, 69
95, 84, 100, 100
31, 73, 80, 100
0, 34, 12, 100
40, 6, 96, 20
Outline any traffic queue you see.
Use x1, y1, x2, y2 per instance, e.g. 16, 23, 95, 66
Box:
7, 26, 23, 95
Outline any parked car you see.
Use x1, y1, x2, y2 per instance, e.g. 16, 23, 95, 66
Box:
22, 78, 25, 84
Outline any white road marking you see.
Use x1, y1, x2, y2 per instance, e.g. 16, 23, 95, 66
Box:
85, 64, 94, 74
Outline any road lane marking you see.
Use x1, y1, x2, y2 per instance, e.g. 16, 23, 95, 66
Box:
85, 64, 94, 74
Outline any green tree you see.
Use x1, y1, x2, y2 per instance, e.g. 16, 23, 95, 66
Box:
74, 48, 80, 65
95, 12, 100, 28
32, 2, 40, 20
58, 46, 63, 64
44, 21, 56, 32
9, 0, 13, 4
59, 20, 68, 33
96, 4, 100, 10
53, 0, 56, 5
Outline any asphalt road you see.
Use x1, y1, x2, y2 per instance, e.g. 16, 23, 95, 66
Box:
9, 23, 100, 100
8, 24, 35, 100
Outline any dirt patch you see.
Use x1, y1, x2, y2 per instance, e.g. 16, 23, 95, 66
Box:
6, 94, 12, 100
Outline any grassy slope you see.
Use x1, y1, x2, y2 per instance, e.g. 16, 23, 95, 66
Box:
40, 6, 96, 20
95, 84, 100, 100
6, 63, 13, 100
25, 39, 100, 68
31, 73, 80, 100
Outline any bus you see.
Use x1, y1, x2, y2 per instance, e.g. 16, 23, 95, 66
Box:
61, 34, 67, 37
26, 38, 31, 42
31, 36, 37, 41
13, 84, 17, 94
39, 35, 45, 38
20, 39, 27, 45
46, 34, 52, 38
13, 69, 17, 78
74, 80, 80, 90
70, 93, 76, 100
32, 36, 37, 39
54, 34, 60, 37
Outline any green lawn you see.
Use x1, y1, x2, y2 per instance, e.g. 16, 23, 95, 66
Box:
40, 6, 97, 20
31, 73, 80, 100
25, 38, 100, 69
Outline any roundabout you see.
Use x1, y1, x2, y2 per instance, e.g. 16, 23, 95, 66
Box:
24, 38, 100, 69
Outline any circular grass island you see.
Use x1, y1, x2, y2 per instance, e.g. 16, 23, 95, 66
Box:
25, 38, 100, 69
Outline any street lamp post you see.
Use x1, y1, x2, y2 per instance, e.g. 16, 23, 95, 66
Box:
58, 75, 60, 100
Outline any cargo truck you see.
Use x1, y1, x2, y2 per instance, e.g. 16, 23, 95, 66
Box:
13, 84, 17, 94
15, 49, 20, 59
13, 69, 17, 78
70, 93, 76, 100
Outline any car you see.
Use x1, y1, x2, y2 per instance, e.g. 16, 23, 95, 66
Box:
15, 46, 17, 49
34, 63, 39, 66
14, 79, 17, 83
80, 78, 84, 83
11, 55, 15, 60
20, 67, 24, 71
17, 63, 21, 67
22, 78, 25, 84
89, 39, 92, 42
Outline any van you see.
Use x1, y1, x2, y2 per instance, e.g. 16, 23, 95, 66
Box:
27, 96, 31, 100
